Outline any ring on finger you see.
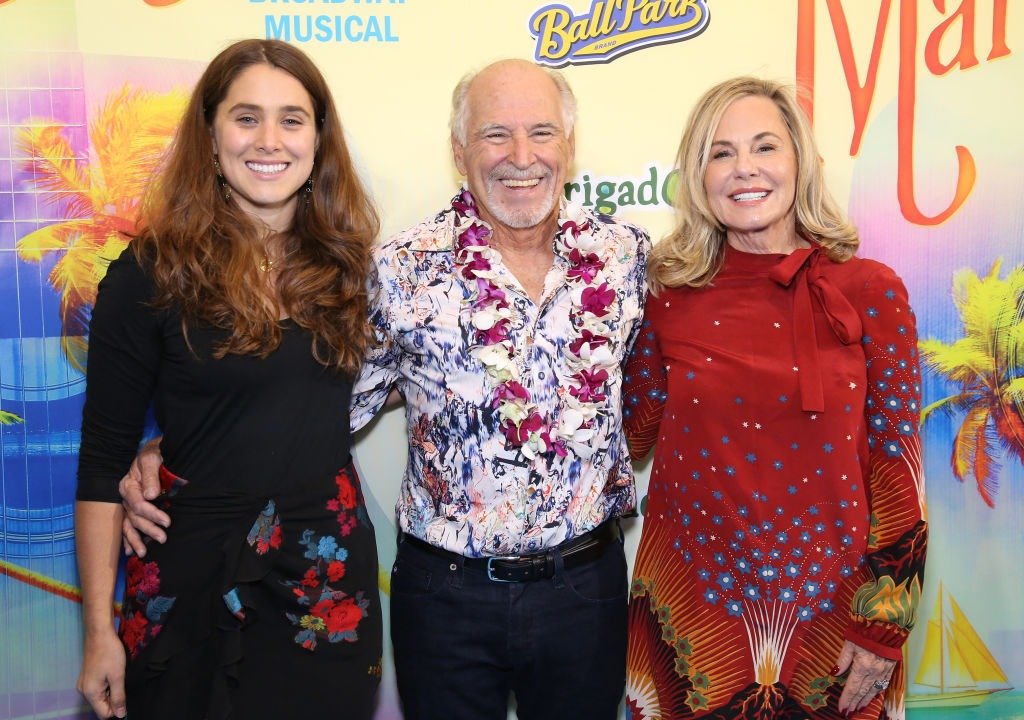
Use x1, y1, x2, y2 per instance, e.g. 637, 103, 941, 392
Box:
872, 679, 889, 691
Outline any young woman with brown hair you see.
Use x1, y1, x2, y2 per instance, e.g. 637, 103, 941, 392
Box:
74, 39, 382, 719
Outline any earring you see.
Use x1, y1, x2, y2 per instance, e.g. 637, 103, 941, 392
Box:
303, 174, 314, 204
213, 155, 231, 201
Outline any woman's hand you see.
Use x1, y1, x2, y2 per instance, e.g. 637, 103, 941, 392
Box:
77, 629, 127, 719
834, 640, 897, 715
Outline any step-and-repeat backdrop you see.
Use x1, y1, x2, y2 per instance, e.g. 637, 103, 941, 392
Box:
1, 1, 1021, 718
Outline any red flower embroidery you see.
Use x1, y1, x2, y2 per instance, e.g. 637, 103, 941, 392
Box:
327, 560, 346, 582
313, 596, 365, 636
335, 470, 358, 510
120, 612, 149, 655
120, 556, 175, 659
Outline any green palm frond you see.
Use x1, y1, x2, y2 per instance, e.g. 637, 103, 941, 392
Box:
952, 261, 1024, 367
1007, 377, 1024, 401
919, 337, 995, 385
0, 410, 24, 425
921, 392, 973, 424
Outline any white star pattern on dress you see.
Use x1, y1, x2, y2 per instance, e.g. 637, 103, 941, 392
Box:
617, 254, 925, 712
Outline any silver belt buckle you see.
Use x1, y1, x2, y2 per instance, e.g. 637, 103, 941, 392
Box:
486, 555, 522, 582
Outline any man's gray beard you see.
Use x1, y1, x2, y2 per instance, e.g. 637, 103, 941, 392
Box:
483, 180, 559, 230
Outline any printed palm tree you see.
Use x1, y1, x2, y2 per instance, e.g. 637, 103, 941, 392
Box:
16, 85, 187, 371
919, 258, 1024, 507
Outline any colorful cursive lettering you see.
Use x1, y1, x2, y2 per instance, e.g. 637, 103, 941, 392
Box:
530, 0, 710, 67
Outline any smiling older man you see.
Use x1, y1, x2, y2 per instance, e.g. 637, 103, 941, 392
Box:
349, 60, 649, 719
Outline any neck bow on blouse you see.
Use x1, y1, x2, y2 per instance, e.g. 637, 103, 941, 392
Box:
768, 246, 862, 412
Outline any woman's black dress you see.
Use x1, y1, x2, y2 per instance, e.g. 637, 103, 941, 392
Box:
77, 250, 382, 719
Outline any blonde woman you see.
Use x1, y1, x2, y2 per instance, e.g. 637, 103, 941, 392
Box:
623, 77, 926, 719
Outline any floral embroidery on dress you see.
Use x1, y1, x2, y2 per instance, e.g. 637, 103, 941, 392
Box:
326, 466, 359, 537
156, 464, 188, 510
120, 555, 176, 659
284, 465, 370, 651
247, 499, 282, 555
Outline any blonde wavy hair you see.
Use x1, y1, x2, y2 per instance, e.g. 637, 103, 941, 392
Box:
650, 76, 858, 290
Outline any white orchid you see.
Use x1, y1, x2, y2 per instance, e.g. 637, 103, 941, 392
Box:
473, 344, 517, 382
471, 304, 512, 330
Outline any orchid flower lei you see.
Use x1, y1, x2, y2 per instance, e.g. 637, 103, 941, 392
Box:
451, 189, 618, 460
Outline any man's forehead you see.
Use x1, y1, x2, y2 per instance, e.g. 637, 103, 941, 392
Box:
466, 75, 563, 130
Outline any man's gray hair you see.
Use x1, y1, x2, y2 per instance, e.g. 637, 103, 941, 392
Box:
449, 62, 578, 146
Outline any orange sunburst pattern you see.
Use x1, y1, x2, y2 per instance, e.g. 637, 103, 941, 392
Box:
628, 518, 753, 717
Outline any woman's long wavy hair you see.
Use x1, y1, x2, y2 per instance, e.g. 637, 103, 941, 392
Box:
134, 38, 378, 376
650, 76, 858, 291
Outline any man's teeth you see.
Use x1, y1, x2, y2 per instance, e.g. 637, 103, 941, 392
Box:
502, 178, 540, 188
247, 162, 288, 174
732, 191, 768, 201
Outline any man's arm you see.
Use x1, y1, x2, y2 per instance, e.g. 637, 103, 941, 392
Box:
350, 262, 403, 432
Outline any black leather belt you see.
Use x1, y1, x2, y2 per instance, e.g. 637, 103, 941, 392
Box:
402, 521, 619, 582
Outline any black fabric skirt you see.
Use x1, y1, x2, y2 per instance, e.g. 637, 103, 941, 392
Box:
119, 462, 382, 719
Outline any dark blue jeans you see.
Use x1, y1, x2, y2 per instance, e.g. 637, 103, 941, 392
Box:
390, 530, 628, 720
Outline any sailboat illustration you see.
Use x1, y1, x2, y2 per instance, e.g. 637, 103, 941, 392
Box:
907, 581, 1013, 707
